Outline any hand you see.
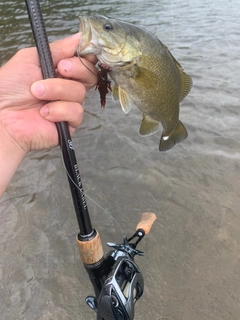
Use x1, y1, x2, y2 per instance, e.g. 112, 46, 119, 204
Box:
0, 33, 97, 152
0, 33, 98, 197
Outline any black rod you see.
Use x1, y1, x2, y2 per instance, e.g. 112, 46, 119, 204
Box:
25, 0, 93, 236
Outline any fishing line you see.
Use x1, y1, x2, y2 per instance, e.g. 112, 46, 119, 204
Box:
77, 44, 98, 77
75, 47, 124, 235
84, 193, 124, 238
170, 0, 176, 49
58, 128, 124, 237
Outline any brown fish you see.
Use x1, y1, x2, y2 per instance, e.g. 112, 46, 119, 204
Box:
78, 15, 192, 151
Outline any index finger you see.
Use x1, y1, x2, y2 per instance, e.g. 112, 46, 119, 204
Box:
50, 33, 82, 67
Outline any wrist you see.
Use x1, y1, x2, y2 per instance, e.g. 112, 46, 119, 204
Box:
0, 123, 27, 197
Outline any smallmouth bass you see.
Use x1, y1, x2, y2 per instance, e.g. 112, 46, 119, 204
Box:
77, 15, 192, 151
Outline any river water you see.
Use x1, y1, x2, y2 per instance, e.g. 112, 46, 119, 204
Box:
0, 0, 240, 319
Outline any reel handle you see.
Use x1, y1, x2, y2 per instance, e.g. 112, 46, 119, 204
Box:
136, 212, 157, 235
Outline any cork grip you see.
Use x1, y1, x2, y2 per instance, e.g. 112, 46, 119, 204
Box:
136, 212, 157, 235
76, 231, 104, 265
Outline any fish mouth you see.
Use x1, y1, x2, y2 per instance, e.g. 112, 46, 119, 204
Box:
78, 16, 101, 56
78, 16, 92, 52
79, 16, 90, 38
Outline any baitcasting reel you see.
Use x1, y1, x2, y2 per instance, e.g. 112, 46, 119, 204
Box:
86, 228, 150, 320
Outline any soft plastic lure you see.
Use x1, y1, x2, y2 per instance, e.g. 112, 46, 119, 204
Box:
96, 62, 112, 108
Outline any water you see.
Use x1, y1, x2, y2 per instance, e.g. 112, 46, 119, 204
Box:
1, 0, 240, 319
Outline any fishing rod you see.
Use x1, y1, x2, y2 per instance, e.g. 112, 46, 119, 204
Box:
24, 1, 157, 319
24, 0, 92, 237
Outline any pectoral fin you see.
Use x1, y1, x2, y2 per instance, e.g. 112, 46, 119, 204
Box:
159, 121, 188, 151
118, 86, 133, 114
139, 114, 159, 136
112, 85, 133, 113
112, 84, 119, 101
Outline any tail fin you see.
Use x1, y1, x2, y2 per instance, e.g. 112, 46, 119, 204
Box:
159, 121, 188, 151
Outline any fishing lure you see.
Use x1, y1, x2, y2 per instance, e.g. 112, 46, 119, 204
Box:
95, 63, 112, 108
77, 48, 112, 108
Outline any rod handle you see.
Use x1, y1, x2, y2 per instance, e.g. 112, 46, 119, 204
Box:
136, 212, 157, 235
76, 231, 104, 265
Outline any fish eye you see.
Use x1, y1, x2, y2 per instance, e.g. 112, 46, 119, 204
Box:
103, 23, 113, 31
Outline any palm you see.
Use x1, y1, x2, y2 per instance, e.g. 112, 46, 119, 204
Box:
0, 50, 58, 151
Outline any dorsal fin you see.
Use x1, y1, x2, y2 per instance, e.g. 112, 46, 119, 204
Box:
178, 69, 192, 101
163, 44, 192, 101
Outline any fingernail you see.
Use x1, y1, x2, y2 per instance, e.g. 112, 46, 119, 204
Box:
71, 32, 80, 39
31, 82, 45, 96
40, 106, 49, 117
59, 59, 72, 72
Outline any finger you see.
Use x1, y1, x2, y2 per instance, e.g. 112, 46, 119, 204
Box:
15, 33, 88, 71
50, 33, 98, 65
31, 78, 86, 104
81, 53, 98, 65
50, 33, 81, 67
40, 100, 84, 129
57, 56, 98, 90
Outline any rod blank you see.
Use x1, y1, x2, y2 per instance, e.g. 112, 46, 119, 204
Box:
25, 0, 93, 236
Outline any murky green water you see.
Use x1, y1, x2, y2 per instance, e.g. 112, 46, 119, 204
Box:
1, 0, 240, 319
